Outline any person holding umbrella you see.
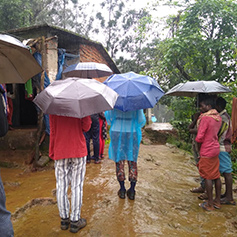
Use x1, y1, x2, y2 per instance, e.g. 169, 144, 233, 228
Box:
195, 95, 222, 211
33, 77, 118, 232
49, 114, 91, 233
104, 72, 164, 200
105, 109, 146, 199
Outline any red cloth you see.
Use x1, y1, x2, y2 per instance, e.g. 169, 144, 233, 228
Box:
7, 97, 13, 125
49, 115, 91, 160
197, 156, 220, 180
99, 118, 105, 156
231, 97, 237, 144
195, 116, 221, 158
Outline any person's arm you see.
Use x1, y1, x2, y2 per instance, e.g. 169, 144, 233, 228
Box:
49, 115, 55, 159
188, 112, 200, 129
104, 110, 113, 126
138, 110, 146, 128
81, 116, 92, 132
195, 117, 208, 144
189, 128, 197, 135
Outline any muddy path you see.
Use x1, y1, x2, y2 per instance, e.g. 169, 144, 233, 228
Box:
1, 144, 237, 236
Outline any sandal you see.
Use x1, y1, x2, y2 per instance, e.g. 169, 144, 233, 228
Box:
220, 199, 236, 205
198, 192, 208, 200
190, 186, 205, 193
199, 202, 214, 211
213, 201, 221, 209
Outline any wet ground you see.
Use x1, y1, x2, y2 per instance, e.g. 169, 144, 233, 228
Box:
1, 144, 237, 236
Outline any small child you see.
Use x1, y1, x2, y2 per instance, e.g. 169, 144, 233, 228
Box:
216, 97, 236, 205
195, 95, 222, 211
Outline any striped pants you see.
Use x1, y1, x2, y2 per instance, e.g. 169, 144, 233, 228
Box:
55, 157, 86, 221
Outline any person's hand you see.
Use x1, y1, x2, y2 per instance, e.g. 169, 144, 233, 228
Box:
193, 112, 200, 121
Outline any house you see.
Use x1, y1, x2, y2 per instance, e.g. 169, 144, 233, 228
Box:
6, 24, 120, 128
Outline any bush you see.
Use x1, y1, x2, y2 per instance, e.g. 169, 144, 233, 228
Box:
170, 119, 191, 144
167, 135, 192, 153
230, 148, 237, 163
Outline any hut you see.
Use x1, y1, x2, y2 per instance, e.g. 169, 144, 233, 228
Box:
6, 23, 120, 128
0, 24, 119, 159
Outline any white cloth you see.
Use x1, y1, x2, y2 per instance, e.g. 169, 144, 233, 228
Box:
55, 156, 86, 221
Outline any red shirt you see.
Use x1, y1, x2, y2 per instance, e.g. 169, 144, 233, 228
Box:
49, 115, 91, 160
195, 116, 222, 158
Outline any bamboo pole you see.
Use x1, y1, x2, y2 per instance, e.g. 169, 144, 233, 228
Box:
34, 36, 46, 166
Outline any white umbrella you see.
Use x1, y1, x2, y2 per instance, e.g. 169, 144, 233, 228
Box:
0, 34, 43, 84
165, 81, 231, 97
63, 62, 113, 78
33, 77, 119, 118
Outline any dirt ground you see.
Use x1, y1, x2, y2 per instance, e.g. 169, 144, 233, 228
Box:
0, 143, 237, 237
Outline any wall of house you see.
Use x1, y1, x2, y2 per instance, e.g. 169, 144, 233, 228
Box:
45, 38, 58, 83
79, 44, 112, 82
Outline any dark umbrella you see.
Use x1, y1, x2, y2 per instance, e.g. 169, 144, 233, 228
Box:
33, 77, 119, 118
165, 81, 231, 97
0, 34, 43, 84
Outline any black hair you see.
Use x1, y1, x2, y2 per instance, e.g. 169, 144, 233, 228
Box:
197, 93, 214, 107
216, 97, 226, 110
200, 95, 216, 109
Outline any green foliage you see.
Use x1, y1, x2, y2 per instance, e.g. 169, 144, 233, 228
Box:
230, 142, 237, 179
170, 119, 191, 143
232, 161, 237, 181
0, 0, 94, 36
149, 0, 237, 89
166, 135, 192, 152
230, 148, 237, 163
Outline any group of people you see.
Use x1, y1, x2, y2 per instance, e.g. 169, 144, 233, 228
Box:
84, 112, 107, 164
189, 94, 235, 211
49, 107, 146, 233
1, 88, 236, 235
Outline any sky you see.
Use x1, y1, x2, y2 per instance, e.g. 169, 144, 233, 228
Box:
132, 0, 178, 17
87, 0, 179, 43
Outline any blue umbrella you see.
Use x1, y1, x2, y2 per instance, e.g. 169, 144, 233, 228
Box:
103, 71, 165, 112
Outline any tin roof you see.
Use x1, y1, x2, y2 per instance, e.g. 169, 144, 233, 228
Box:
7, 23, 120, 74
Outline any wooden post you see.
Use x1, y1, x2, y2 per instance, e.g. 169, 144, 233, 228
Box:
34, 36, 46, 166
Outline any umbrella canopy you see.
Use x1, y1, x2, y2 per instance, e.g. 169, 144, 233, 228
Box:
63, 62, 113, 78
33, 77, 119, 118
103, 71, 165, 112
165, 81, 231, 97
0, 34, 43, 84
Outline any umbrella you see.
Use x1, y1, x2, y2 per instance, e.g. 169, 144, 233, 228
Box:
103, 71, 165, 112
165, 81, 231, 97
0, 34, 43, 84
33, 77, 119, 118
62, 62, 113, 78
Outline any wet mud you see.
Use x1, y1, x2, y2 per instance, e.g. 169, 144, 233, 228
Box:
1, 144, 237, 236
